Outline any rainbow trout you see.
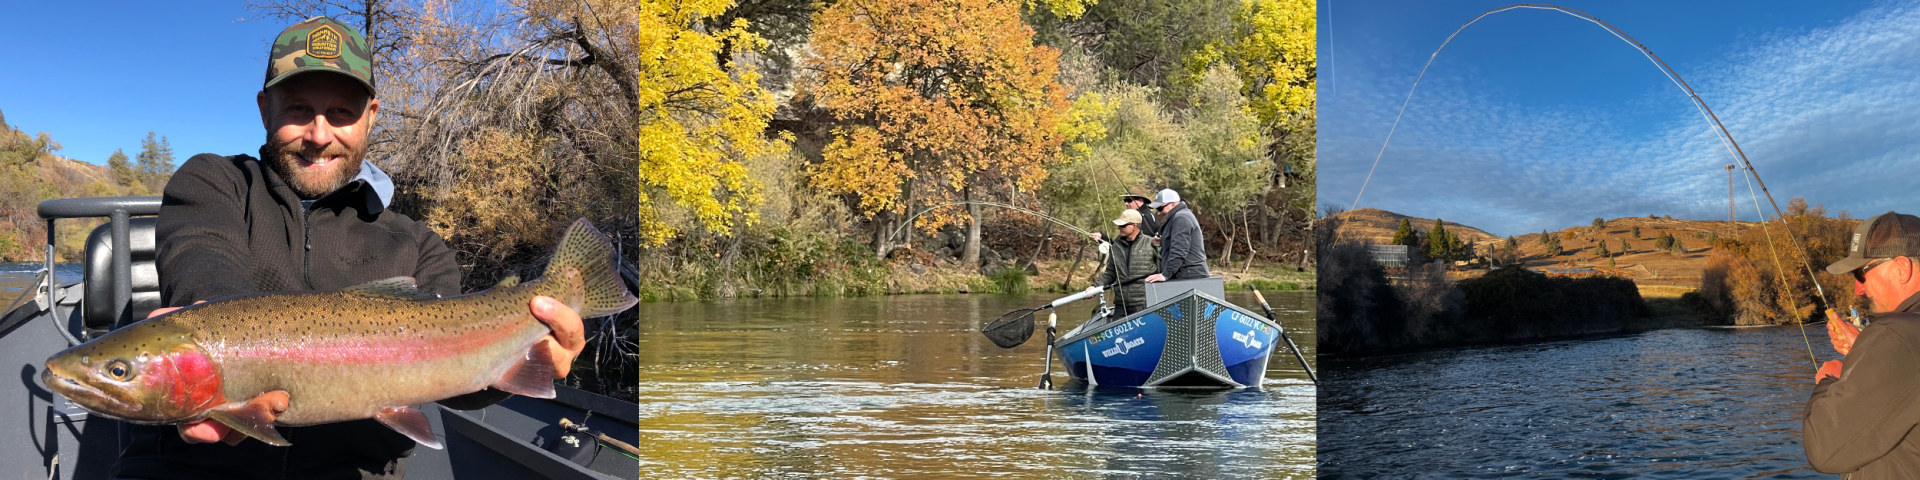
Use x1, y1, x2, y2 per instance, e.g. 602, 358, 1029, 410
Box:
40, 218, 637, 449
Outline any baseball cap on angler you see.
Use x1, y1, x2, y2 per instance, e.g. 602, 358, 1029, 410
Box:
265, 16, 375, 96
1825, 212, 1920, 275
1112, 209, 1144, 226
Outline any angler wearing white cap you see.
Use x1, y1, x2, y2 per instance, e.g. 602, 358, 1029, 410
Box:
1144, 189, 1208, 283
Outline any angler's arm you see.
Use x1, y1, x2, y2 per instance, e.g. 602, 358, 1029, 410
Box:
1803, 327, 1920, 473
156, 155, 258, 306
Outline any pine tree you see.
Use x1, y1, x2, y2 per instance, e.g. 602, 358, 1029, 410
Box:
1632, 225, 1641, 238
1506, 236, 1518, 249
1427, 219, 1453, 261
106, 148, 136, 188
135, 132, 175, 193
1391, 218, 1416, 246
1595, 240, 1610, 257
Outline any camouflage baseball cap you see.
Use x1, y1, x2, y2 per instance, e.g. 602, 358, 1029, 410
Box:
264, 16, 374, 95
1825, 212, 1920, 275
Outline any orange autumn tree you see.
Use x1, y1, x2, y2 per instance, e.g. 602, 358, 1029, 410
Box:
802, 0, 1071, 261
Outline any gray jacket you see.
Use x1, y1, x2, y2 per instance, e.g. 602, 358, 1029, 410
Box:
1158, 203, 1210, 280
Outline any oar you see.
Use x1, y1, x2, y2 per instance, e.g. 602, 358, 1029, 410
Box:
1251, 287, 1317, 385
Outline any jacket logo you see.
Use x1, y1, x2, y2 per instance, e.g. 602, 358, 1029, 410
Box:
308, 25, 342, 59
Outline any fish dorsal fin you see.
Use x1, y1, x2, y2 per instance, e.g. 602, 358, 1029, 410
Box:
496, 275, 521, 288
374, 406, 443, 449
491, 340, 557, 399
340, 277, 439, 301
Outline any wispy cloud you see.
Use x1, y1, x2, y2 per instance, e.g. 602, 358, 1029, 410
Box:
1321, 1, 1920, 236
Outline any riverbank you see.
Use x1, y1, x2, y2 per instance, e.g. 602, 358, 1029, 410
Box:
637, 257, 1314, 302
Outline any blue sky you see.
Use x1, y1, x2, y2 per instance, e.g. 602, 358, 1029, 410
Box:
1316, 0, 1920, 237
0, 3, 320, 166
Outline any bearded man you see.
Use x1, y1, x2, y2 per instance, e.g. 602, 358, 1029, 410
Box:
114, 17, 587, 479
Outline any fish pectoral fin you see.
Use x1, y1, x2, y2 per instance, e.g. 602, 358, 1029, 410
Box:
490, 340, 558, 399
374, 406, 443, 450
340, 277, 440, 301
206, 403, 290, 447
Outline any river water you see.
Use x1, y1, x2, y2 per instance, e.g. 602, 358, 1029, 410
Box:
626, 291, 1316, 479
1319, 326, 1836, 479
0, 262, 81, 310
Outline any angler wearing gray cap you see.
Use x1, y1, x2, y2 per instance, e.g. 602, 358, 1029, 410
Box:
1804, 211, 1920, 478
1144, 189, 1208, 282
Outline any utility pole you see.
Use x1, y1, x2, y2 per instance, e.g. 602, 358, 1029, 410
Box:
1726, 165, 1736, 233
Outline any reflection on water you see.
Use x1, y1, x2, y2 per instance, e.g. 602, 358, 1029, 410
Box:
0, 263, 82, 311
630, 292, 1315, 478
1320, 326, 1834, 479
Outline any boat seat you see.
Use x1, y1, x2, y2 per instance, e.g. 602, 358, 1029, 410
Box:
82, 217, 160, 334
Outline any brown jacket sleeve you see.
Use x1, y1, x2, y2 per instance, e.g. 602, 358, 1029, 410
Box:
156, 155, 259, 306
1803, 321, 1920, 473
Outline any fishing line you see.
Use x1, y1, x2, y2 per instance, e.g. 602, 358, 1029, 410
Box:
1353, 4, 1833, 369
1742, 166, 1818, 367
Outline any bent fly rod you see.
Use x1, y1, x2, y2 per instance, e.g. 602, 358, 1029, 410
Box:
1349, 4, 1832, 367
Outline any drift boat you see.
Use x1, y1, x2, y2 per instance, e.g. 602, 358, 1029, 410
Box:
1054, 278, 1282, 388
0, 196, 639, 480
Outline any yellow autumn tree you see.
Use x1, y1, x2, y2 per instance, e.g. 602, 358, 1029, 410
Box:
1184, 0, 1315, 248
802, 0, 1071, 262
637, 0, 786, 245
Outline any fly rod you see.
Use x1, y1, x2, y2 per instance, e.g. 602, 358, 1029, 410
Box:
1349, 4, 1832, 367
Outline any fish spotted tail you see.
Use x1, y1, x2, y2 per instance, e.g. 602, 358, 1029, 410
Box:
539, 218, 639, 318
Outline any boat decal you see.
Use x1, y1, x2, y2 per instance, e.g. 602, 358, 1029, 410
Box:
1232, 329, 1265, 350
1101, 336, 1146, 357
1090, 318, 1145, 345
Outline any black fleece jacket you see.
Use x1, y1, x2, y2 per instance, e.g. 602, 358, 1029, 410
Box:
113, 148, 506, 480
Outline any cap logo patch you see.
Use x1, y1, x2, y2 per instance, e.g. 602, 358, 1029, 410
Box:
308, 25, 342, 59
1852, 233, 1862, 253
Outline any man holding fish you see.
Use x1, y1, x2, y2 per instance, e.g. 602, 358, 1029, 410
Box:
1803, 212, 1920, 478
71, 17, 604, 480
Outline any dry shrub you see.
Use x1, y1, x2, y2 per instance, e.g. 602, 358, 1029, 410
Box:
426, 128, 553, 262
1696, 198, 1858, 325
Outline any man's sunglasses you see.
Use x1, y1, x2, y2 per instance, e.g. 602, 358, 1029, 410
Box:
1854, 258, 1893, 283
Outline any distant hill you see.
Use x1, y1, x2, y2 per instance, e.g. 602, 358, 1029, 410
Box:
1326, 208, 1501, 246
1328, 208, 1765, 287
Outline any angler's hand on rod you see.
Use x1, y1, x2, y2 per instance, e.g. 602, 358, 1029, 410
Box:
1826, 309, 1860, 356
1816, 359, 1843, 384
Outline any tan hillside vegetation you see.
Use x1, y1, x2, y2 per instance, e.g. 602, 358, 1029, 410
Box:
0, 119, 148, 262
1325, 208, 1501, 246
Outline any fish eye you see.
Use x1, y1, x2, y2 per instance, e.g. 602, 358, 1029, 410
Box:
105, 360, 131, 381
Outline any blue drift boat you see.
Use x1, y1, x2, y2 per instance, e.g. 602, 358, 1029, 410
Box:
1055, 278, 1281, 388
981, 276, 1313, 389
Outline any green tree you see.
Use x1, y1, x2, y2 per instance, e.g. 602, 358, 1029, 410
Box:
1391, 218, 1416, 246
1591, 217, 1605, 231
1619, 238, 1629, 254
135, 132, 174, 193
1595, 239, 1610, 258
1506, 236, 1518, 249
1426, 218, 1453, 261
106, 149, 136, 188
1631, 225, 1642, 238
